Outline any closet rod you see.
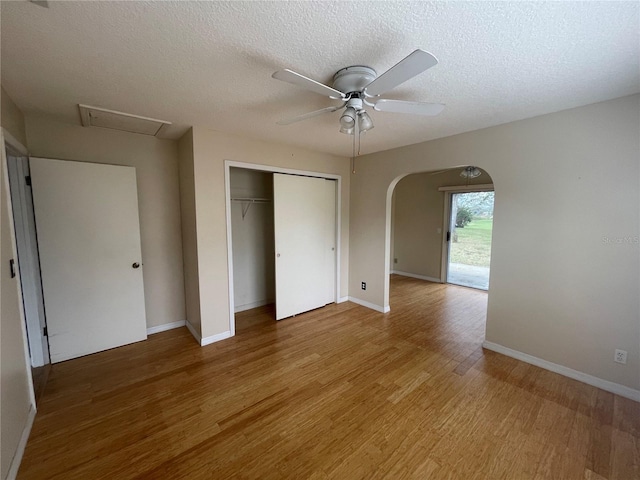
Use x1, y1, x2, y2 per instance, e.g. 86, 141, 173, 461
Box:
230, 197, 271, 203
231, 197, 271, 219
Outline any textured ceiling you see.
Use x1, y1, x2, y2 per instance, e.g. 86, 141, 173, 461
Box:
2, 1, 639, 157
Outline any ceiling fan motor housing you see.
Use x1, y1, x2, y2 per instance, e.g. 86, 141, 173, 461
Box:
332, 66, 377, 96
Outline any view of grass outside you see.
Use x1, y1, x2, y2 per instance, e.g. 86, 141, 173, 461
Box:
450, 217, 493, 267
449, 191, 494, 268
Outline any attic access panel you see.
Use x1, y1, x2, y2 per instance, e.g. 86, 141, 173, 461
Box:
78, 104, 171, 136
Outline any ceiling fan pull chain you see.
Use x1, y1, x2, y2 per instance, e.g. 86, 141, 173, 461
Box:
355, 111, 361, 156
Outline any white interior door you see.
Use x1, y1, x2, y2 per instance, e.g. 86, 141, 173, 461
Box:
274, 174, 336, 320
30, 158, 147, 363
6, 154, 49, 366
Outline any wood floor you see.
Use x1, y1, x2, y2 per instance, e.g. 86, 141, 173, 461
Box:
19, 276, 639, 479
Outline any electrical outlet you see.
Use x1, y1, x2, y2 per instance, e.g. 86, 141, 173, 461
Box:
394, 258, 398, 264
614, 349, 627, 364
361, 282, 366, 290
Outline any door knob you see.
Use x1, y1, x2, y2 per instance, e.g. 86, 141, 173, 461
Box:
132, 262, 140, 269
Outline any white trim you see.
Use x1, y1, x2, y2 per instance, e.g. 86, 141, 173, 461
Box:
6, 404, 36, 480
146, 320, 186, 335
441, 191, 452, 283
201, 330, 233, 347
1, 131, 36, 408
482, 341, 640, 402
438, 183, 494, 192
234, 299, 273, 313
185, 320, 233, 347
224, 160, 343, 337
337, 296, 349, 304
185, 320, 201, 344
348, 296, 390, 313
78, 104, 171, 136
2, 128, 28, 156
391, 270, 442, 283
224, 161, 236, 337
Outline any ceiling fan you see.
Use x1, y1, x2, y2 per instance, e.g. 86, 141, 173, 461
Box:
272, 49, 444, 156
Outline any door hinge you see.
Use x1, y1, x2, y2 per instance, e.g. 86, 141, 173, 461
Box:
43, 326, 48, 337
446, 231, 451, 242
25, 175, 32, 186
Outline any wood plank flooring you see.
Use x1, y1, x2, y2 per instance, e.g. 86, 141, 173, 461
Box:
18, 276, 640, 479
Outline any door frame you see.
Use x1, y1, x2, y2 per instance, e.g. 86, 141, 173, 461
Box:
2, 128, 37, 407
224, 160, 342, 335
438, 184, 494, 283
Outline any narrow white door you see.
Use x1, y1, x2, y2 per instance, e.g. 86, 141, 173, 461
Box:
30, 158, 147, 363
274, 174, 336, 320
7, 154, 49, 366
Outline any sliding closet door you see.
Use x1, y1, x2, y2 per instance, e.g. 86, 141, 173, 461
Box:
273, 173, 336, 320
321, 179, 336, 305
30, 158, 147, 363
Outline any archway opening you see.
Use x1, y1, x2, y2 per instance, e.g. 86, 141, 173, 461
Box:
384, 166, 495, 352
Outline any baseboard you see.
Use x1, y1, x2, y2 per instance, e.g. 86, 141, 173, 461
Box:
348, 296, 390, 313
185, 321, 201, 344
6, 404, 36, 480
146, 320, 186, 335
185, 321, 233, 347
234, 299, 273, 313
482, 341, 640, 402
337, 296, 349, 304
201, 330, 233, 346
391, 270, 442, 283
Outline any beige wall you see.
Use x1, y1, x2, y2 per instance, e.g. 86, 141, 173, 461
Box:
25, 115, 185, 329
350, 95, 640, 391
1, 87, 27, 148
392, 169, 491, 280
1, 135, 33, 479
184, 127, 350, 339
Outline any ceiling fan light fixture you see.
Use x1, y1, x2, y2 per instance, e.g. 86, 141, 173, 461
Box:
340, 125, 354, 135
340, 107, 357, 128
460, 166, 482, 179
358, 111, 374, 132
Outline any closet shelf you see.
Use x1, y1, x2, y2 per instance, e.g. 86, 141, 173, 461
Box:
231, 197, 271, 219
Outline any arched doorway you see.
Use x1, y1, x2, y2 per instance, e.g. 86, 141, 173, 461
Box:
388, 167, 494, 289
384, 166, 495, 348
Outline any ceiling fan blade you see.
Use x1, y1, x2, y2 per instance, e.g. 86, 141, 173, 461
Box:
429, 169, 450, 176
276, 105, 344, 125
373, 99, 445, 116
364, 49, 438, 97
272, 69, 346, 99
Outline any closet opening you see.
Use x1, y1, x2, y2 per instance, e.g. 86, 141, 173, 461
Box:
225, 162, 341, 336
229, 167, 276, 331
